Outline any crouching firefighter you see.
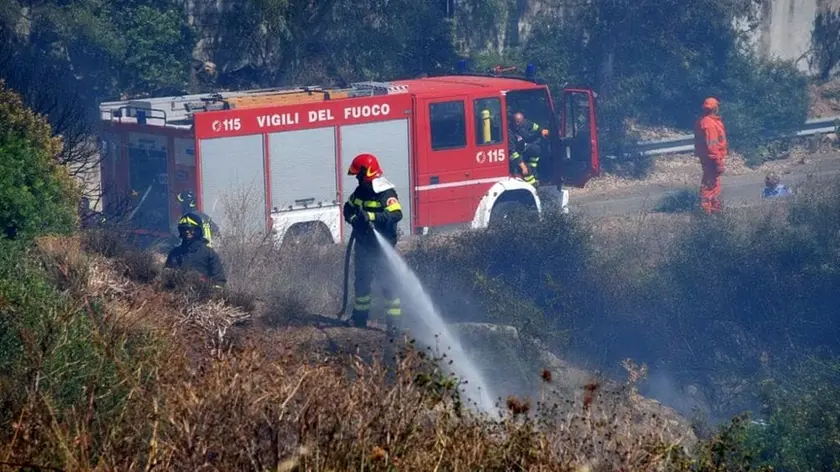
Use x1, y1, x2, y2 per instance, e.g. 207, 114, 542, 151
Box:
509, 135, 537, 186
165, 212, 227, 289
510, 111, 549, 186
342, 153, 403, 330
176, 190, 219, 247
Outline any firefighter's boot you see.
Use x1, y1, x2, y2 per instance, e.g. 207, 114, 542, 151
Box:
349, 309, 369, 328
384, 297, 401, 336
349, 294, 371, 328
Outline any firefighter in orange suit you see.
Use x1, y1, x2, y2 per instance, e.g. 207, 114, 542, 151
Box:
694, 97, 728, 214
342, 153, 403, 329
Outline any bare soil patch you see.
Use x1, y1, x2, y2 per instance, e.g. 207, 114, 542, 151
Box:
572, 148, 828, 199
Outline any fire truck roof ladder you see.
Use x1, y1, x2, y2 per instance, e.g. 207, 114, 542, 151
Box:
223, 86, 353, 109
350, 81, 409, 97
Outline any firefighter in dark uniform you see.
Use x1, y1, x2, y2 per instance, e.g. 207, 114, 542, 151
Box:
176, 190, 219, 247
165, 212, 227, 288
342, 153, 403, 329
510, 111, 549, 185
508, 132, 537, 186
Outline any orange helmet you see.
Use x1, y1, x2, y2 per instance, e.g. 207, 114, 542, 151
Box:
348, 153, 383, 182
702, 97, 720, 113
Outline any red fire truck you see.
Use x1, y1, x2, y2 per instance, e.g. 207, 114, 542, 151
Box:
97, 66, 600, 246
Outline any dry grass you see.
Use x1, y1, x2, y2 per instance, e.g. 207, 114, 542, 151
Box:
0, 230, 734, 471
12, 176, 825, 470
210, 187, 348, 324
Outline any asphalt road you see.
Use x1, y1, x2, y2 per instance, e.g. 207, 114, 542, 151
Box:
571, 153, 840, 217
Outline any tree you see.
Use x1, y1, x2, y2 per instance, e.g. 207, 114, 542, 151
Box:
315, 0, 458, 83
206, 0, 335, 87
0, 0, 194, 206
114, 1, 196, 97
0, 44, 99, 176
206, 0, 458, 88
0, 80, 78, 239
517, 0, 807, 158
1, 0, 195, 100
812, 9, 840, 80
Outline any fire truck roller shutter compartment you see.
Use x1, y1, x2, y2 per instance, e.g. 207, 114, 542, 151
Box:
268, 127, 340, 242
198, 134, 267, 238
127, 132, 170, 233
99, 132, 121, 215
339, 119, 411, 242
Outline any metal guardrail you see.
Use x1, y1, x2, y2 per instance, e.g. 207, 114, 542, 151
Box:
617, 115, 840, 158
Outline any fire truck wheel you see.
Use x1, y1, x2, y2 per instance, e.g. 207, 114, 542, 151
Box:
281, 222, 333, 248
488, 200, 537, 229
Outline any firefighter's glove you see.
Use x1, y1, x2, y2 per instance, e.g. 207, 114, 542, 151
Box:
352, 207, 373, 229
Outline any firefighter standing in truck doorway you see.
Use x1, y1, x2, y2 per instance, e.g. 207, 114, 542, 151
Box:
510, 111, 550, 185
165, 212, 227, 288
694, 97, 728, 214
176, 190, 219, 246
343, 153, 403, 330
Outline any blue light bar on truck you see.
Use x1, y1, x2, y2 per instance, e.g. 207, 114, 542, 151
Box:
457, 59, 468, 74
525, 63, 536, 80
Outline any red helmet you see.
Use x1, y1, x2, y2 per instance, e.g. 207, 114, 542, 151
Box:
348, 153, 383, 182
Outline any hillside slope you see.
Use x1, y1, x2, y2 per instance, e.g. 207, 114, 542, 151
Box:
0, 231, 714, 470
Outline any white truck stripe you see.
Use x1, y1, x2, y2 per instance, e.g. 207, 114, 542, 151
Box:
415, 177, 507, 191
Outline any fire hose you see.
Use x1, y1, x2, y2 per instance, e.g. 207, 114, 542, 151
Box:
334, 230, 357, 321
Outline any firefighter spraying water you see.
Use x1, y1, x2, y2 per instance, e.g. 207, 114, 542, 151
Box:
337, 153, 498, 414
341, 153, 403, 331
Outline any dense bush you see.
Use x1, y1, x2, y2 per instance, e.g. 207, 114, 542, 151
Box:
0, 80, 78, 239
747, 357, 840, 471
4, 180, 840, 469
717, 55, 810, 165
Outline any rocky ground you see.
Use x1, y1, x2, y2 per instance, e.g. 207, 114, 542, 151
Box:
809, 77, 840, 119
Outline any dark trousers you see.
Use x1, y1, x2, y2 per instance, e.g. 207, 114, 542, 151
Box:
351, 238, 401, 326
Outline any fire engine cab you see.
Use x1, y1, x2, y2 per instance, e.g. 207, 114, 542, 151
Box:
97, 65, 600, 246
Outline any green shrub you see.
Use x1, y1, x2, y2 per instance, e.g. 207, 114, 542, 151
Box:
629, 207, 839, 415
0, 80, 78, 240
405, 176, 840, 425
748, 357, 840, 471
717, 56, 810, 165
